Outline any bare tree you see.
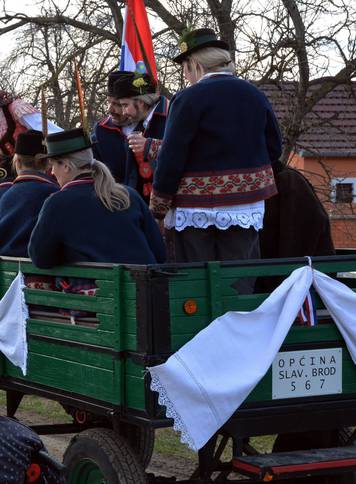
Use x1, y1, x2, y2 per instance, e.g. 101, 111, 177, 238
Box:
0, 0, 355, 162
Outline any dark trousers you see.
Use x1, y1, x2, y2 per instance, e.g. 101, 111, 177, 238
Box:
166, 226, 260, 293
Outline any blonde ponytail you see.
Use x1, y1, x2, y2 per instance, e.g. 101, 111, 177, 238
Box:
61, 149, 130, 211
91, 159, 130, 211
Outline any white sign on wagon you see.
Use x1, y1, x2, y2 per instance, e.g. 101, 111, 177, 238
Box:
272, 348, 342, 399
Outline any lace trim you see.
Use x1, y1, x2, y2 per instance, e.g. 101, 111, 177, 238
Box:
149, 372, 197, 451
19, 272, 29, 376
164, 204, 264, 231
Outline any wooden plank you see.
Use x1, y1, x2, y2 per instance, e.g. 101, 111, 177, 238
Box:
24, 290, 113, 313
28, 319, 117, 348
5, 355, 120, 404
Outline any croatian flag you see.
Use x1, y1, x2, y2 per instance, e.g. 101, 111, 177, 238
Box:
120, 0, 157, 80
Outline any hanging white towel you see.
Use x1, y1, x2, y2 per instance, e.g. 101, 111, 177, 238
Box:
149, 266, 356, 451
0, 272, 29, 375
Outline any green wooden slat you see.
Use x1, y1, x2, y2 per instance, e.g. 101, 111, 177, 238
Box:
123, 333, 137, 350
125, 374, 145, 410
28, 340, 115, 368
169, 315, 211, 334
169, 280, 209, 298
24, 290, 113, 313
6, 356, 120, 404
122, 299, 137, 315
125, 359, 146, 377
97, 314, 117, 333
122, 282, 137, 299
0, 260, 116, 279
95, 280, 115, 297
284, 325, 343, 344
28, 319, 117, 348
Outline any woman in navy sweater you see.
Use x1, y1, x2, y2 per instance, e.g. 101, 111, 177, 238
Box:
0, 130, 59, 257
29, 128, 166, 268
150, 29, 282, 265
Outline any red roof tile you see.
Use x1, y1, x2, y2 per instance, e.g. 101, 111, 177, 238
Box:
260, 82, 356, 157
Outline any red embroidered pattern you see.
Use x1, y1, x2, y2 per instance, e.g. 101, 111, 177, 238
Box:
177, 166, 275, 196
149, 190, 173, 218
146, 138, 162, 162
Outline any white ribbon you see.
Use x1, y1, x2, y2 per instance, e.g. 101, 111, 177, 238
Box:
149, 266, 356, 451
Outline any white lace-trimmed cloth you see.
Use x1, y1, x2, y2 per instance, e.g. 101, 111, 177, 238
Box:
164, 201, 265, 232
149, 266, 356, 451
0, 272, 28, 375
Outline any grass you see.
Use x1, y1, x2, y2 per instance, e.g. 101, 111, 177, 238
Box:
0, 390, 274, 460
153, 428, 275, 461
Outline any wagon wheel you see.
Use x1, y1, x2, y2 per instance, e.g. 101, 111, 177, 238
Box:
63, 428, 146, 484
119, 422, 155, 469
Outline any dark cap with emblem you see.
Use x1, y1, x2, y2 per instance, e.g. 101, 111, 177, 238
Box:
44, 128, 92, 158
15, 130, 46, 157
173, 28, 229, 64
112, 72, 157, 99
107, 70, 135, 97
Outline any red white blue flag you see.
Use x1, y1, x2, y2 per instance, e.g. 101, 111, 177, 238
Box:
298, 289, 318, 326
120, 0, 157, 80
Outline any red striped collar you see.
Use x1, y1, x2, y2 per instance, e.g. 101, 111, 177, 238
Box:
13, 172, 57, 186
0, 181, 13, 188
61, 177, 94, 190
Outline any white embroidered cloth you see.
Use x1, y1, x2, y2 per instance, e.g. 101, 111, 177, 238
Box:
149, 266, 356, 451
164, 201, 265, 232
0, 273, 29, 375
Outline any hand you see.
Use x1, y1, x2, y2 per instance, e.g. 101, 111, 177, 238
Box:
128, 132, 146, 154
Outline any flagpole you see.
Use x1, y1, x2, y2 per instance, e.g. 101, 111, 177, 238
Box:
41, 88, 48, 137
73, 59, 89, 136
125, 0, 155, 82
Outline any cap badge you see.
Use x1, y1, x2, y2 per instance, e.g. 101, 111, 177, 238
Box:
179, 41, 188, 53
132, 77, 148, 89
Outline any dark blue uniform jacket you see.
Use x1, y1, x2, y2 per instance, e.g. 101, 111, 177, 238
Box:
92, 116, 127, 182
0, 171, 59, 257
29, 179, 166, 268
0, 181, 12, 201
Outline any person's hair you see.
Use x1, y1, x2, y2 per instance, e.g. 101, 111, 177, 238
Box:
186, 47, 235, 78
12, 153, 48, 172
55, 148, 130, 212
132, 93, 160, 107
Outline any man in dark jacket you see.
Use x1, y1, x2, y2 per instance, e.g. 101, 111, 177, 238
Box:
113, 72, 169, 203
92, 71, 134, 182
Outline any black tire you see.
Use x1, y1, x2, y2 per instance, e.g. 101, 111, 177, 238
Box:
120, 422, 154, 469
63, 428, 147, 484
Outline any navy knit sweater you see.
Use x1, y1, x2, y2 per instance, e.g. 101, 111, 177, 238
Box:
0, 171, 59, 257
151, 75, 282, 217
29, 181, 166, 268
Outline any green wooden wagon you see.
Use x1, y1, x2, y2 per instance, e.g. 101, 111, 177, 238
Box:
1, 254, 356, 483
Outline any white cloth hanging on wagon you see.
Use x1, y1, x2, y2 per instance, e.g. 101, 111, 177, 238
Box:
0, 272, 28, 375
149, 265, 356, 451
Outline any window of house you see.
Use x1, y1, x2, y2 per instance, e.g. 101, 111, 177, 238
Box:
331, 178, 356, 204
335, 183, 354, 203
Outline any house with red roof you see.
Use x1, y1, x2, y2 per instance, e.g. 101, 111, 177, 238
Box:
262, 83, 356, 248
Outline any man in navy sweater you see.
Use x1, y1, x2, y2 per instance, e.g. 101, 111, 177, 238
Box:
150, 29, 282, 265
92, 71, 134, 182
113, 72, 169, 203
